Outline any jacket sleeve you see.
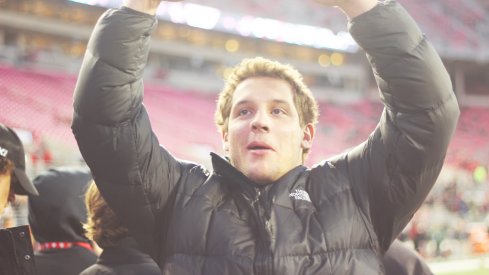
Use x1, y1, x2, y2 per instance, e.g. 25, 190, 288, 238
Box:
342, 1, 460, 251
71, 7, 185, 256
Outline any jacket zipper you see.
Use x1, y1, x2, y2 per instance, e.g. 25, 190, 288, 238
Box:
251, 188, 273, 275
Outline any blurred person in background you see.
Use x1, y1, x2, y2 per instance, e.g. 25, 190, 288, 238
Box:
72, 0, 460, 274
28, 167, 97, 275
0, 124, 39, 275
80, 180, 161, 275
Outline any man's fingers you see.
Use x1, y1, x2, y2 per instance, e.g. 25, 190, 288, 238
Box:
312, 0, 343, 6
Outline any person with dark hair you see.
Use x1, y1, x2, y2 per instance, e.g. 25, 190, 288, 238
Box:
72, 0, 459, 274
28, 168, 97, 275
383, 239, 433, 275
80, 181, 161, 275
0, 123, 39, 275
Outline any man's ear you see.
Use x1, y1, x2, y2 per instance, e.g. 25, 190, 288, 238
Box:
301, 123, 314, 150
221, 131, 229, 152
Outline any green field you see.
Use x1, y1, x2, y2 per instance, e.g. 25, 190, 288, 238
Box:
438, 269, 489, 275
429, 256, 489, 275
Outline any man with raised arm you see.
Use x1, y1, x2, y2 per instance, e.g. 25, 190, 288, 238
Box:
72, 0, 459, 274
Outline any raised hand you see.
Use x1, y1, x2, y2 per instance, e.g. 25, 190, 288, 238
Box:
124, 0, 183, 15
313, 0, 378, 18
312, 0, 346, 7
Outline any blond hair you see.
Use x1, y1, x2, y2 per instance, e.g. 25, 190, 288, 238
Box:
215, 57, 319, 156
84, 181, 129, 249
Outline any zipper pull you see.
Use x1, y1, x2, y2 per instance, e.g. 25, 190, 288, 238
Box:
253, 189, 261, 205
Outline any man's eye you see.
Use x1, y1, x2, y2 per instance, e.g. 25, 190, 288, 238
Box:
272, 108, 285, 115
238, 109, 250, 116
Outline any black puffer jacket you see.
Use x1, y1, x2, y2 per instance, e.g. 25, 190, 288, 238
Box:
383, 240, 433, 275
72, 2, 459, 274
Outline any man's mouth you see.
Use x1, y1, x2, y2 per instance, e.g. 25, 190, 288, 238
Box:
247, 142, 273, 151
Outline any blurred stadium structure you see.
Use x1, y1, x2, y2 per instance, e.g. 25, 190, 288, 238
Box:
1, 0, 489, 273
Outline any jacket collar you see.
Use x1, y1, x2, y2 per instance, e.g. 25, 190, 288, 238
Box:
210, 153, 307, 205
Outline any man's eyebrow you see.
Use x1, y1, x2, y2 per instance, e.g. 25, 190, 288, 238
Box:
234, 99, 290, 107
233, 100, 251, 107
270, 99, 291, 105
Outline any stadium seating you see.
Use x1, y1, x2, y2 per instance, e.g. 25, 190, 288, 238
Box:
0, 65, 77, 146
1, 64, 488, 168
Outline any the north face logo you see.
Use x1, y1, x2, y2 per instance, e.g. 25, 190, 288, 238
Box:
289, 189, 311, 202
0, 146, 8, 158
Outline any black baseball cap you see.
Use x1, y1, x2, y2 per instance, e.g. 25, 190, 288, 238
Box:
0, 124, 39, 196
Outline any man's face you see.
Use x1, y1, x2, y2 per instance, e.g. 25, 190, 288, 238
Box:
223, 77, 314, 184
0, 173, 11, 215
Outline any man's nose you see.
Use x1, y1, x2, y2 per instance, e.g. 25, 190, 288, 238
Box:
251, 111, 270, 132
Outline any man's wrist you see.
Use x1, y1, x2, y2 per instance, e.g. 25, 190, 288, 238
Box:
337, 0, 378, 19
123, 0, 161, 15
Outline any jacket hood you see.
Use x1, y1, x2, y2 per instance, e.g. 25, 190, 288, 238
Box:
28, 167, 92, 243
